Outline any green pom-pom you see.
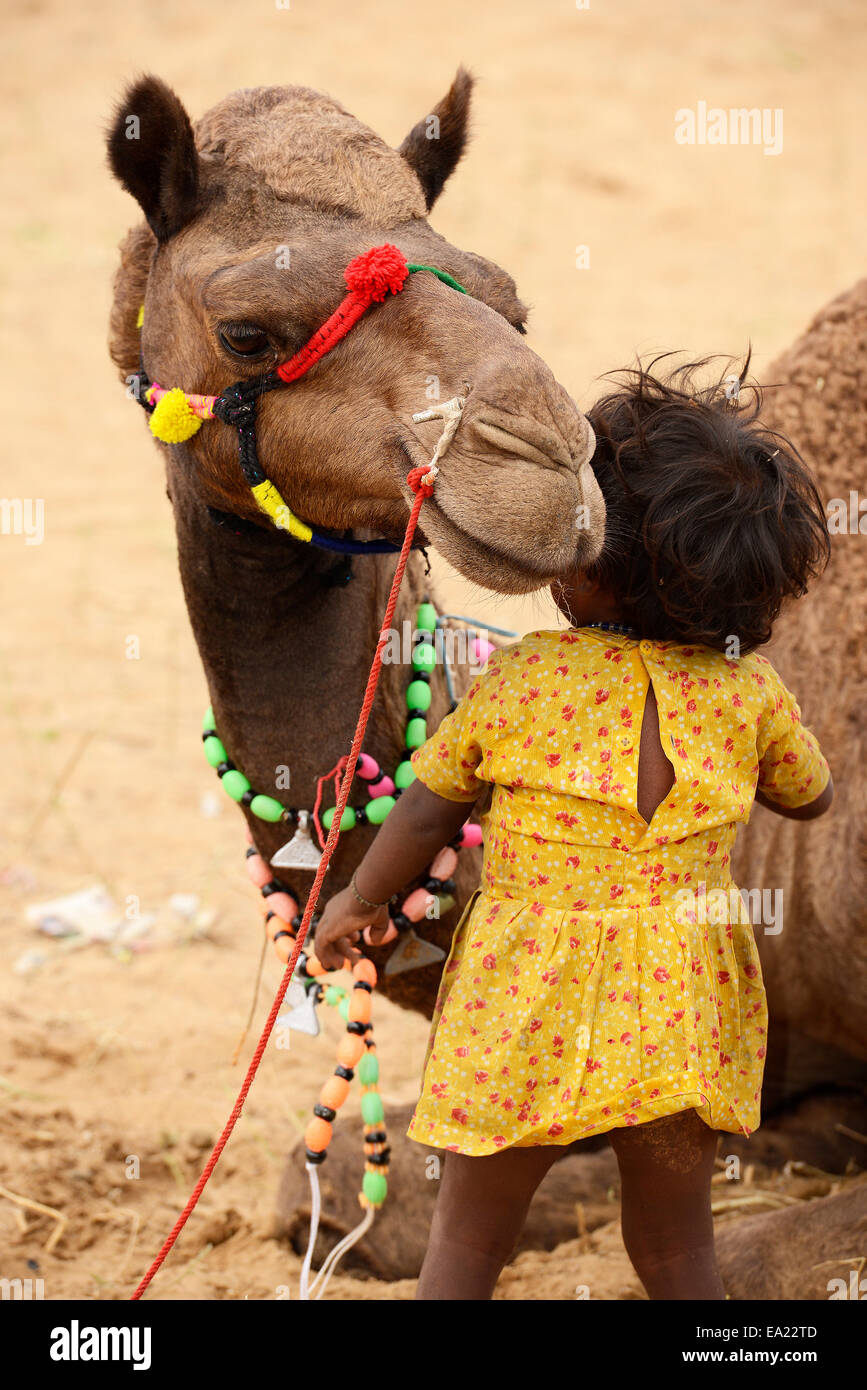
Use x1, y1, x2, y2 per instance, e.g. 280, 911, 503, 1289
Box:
250, 794, 284, 823
221, 769, 251, 802
362, 1170, 388, 1206
405, 717, 427, 749
358, 1053, 379, 1085
415, 602, 437, 633
406, 679, 432, 712
394, 761, 416, 790
412, 642, 437, 675
203, 736, 227, 768
360, 1091, 385, 1126
322, 806, 357, 832
366, 795, 395, 825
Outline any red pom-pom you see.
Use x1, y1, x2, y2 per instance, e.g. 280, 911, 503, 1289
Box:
344, 243, 409, 303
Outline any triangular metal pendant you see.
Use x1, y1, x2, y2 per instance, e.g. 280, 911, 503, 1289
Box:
271, 811, 324, 873
384, 928, 447, 976
277, 982, 321, 1036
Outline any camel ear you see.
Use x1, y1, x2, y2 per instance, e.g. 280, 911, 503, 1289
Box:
399, 67, 474, 210
107, 76, 199, 242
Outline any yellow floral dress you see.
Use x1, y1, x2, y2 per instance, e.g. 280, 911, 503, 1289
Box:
406, 629, 830, 1156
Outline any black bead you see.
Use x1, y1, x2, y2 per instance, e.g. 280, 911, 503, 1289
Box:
414, 671, 431, 684
346, 1020, 370, 1036
335, 1065, 354, 1081
392, 913, 411, 931
245, 846, 257, 859
366, 1150, 389, 1166
355, 806, 368, 825
353, 980, 373, 993
296, 953, 310, 976
216, 762, 231, 776
291, 915, 302, 929
241, 790, 254, 806
407, 707, 426, 721
264, 909, 276, 922
393, 788, 403, 799
202, 730, 216, 742
287, 808, 298, 820
441, 878, 456, 895
314, 1103, 336, 1122
261, 880, 282, 898
414, 631, 434, 646
305, 1148, 326, 1165
424, 878, 443, 894
273, 930, 292, 942
365, 1129, 387, 1144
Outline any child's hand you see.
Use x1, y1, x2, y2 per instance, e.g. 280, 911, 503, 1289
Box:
313, 886, 390, 973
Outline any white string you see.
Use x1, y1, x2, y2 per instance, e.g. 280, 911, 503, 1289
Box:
412, 395, 465, 483
310, 1206, 375, 1300
298, 1161, 322, 1301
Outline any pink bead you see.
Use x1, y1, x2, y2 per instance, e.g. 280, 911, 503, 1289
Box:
459, 822, 483, 849
357, 753, 380, 781
267, 891, 299, 924
363, 919, 398, 945
473, 637, 495, 665
430, 847, 458, 880
402, 886, 435, 922
368, 775, 395, 798
246, 853, 271, 888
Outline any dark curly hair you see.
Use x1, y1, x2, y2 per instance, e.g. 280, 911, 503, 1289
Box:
584, 354, 831, 653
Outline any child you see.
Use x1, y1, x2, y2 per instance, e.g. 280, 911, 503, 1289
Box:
314, 357, 833, 1301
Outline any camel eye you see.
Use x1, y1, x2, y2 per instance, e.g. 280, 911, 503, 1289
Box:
219, 322, 271, 358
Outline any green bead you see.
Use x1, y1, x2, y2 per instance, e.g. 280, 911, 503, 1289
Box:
436, 894, 456, 916
406, 679, 432, 712
412, 642, 437, 675
405, 717, 427, 749
338, 996, 350, 1022
203, 735, 227, 768
250, 794, 284, 823
394, 761, 416, 790
416, 602, 437, 634
362, 1170, 388, 1206
221, 769, 251, 802
358, 1053, 379, 1085
202, 706, 215, 733
360, 1091, 385, 1126
366, 794, 395, 825
325, 986, 343, 1007
322, 805, 357, 832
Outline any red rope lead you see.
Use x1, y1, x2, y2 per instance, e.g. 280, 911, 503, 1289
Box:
130, 468, 433, 1301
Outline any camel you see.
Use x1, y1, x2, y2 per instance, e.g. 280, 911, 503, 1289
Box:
732, 278, 867, 1070
106, 72, 604, 1019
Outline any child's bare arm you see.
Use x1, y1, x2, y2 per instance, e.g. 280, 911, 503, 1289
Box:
754, 775, 834, 821
314, 779, 476, 971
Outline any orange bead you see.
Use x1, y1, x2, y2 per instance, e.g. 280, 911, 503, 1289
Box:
304, 1116, 332, 1152
320, 1075, 351, 1110
336, 1034, 365, 1068
306, 953, 325, 977
348, 990, 372, 1024
353, 958, 377, 988
273, 934, 293, 964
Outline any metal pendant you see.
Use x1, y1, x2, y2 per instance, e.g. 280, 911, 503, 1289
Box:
384, 928, 447, 976
277, 980, 321, 1036
271, 811, 324, 873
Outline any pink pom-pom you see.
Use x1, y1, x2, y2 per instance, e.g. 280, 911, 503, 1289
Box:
402, 887, 435, 922
357, 753, 380, 781
344, 243, 409, 303
368, 775, 395, 798
363, 919, 399, 946
473, 637, 495, 665
246, 853, 271, 888
267, 891, 299, 924
430, 847, 458, 880
459, 822, 483, 849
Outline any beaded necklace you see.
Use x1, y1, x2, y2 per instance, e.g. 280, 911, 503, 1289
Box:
582, 620, 640, 638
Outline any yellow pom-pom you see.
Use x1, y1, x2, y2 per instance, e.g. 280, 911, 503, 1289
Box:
136, 304, 145, 329
149, 389, 203, 444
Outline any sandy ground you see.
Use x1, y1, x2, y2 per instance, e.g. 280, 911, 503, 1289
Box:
1, 0, 866, 1300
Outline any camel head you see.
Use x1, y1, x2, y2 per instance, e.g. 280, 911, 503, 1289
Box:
107, 74, 604, 591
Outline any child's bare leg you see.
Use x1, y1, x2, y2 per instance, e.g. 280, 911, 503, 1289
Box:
415, 1145, 560, 1300
608, 1108, 724, 1300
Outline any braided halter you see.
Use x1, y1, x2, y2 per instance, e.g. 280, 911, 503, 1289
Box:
131, 243, 467, 554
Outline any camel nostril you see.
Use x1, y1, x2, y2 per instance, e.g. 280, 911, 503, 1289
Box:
471, 416, 571, 470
